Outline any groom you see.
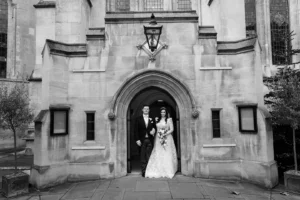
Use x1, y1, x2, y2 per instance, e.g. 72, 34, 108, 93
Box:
134, 105, 156, 177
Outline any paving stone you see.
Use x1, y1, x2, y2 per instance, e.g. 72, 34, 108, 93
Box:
202, 185, 242, 199
260, 192, 300, 200
47, 182, 75, 194
123, 191, 156, 200
173, 174, 199, 182
184, 199, 213, 200
28, 196, 40, 200
214, 198, 246, 200
239, 194, 270, 200
90, 190, 105, 200
145, 177, 172, 181
155, 191, 172, 199
197, 179, 243, 190
40, 194, 63, 200
101, 188, 125, 200
237, 182, 269, 195
196, 185, 209, 196
5, 195, 32, 200
95, 180, 111, 191
109, 177, 139, 191
61, 181, 100, 199
169, 182, 205, 199
136, 180, 169, 192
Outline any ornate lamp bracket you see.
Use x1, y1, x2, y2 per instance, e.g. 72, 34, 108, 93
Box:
136, 40, 168, 62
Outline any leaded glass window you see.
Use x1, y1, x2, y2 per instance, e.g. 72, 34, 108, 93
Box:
0, 1, 8, 78
177, 0, 191, 11
212, 110, 221, 138
116, 0, 130, 11
270, 0, 290, 65
245, 0, 256, 37
144, 0, 163, 11
86, 112, 95, 141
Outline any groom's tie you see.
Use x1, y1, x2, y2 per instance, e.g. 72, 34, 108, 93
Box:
143, 115, 149, 138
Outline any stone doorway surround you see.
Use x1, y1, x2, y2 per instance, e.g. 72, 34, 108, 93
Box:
108, 69, 199, 177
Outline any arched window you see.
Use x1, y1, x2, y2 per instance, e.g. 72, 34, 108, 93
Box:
0, 0, 8, 78
270, 0, 290, 65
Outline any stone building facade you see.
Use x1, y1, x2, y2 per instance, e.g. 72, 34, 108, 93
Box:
2, 0, 299, 189
0, 0, 38, 150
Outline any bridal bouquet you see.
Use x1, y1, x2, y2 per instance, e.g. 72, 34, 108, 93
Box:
157, 128, 167, 149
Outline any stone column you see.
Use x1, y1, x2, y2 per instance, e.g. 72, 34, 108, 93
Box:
256, 0, 272, 76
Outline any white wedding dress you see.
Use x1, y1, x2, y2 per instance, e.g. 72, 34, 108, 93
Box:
145, 118, 178, 178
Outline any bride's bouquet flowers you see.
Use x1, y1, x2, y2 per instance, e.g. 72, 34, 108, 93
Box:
157, 128, 167, 149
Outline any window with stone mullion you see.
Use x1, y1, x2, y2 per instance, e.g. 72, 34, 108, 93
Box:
270, 0, 291, 65
177, 0, 191, 11
244, 0, 256, 37
0, 0, 8, 78
86, 113, 95, 141
144, 0, 163, 11
116, 0, 130, 11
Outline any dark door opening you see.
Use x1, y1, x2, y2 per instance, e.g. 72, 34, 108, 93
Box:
127, 87, 181, 174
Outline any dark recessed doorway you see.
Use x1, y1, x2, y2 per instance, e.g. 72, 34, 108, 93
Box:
127, 87, 181, 174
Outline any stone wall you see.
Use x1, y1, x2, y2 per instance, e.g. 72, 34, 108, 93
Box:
6, 0, 38, 79
55, 0, 91, 43
29, 1, 279, 189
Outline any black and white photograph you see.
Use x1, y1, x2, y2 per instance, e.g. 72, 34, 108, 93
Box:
0, 0, 300, 199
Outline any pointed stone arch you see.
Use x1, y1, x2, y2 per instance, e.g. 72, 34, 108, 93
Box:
108, 69, 199, 177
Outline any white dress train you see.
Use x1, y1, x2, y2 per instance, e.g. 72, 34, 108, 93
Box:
145, 118, 178, 178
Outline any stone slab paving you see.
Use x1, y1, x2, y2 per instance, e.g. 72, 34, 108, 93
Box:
136, 180, 169, 192
101, 188, 125, 200
1, 174, 300, 200
61, 181, 101, 199
169, 182, 205, 199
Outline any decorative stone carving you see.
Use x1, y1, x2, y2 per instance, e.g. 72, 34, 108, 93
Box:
108, 111, 116, 120
136, 41, 168, 62
191, 109, 199, 118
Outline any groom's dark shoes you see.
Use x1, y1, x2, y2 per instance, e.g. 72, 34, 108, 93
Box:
142, 172, 145, 177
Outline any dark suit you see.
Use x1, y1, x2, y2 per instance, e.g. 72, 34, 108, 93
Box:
134, 115, 156, 175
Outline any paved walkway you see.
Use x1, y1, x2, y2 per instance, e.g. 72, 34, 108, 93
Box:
1, 174, 300, 200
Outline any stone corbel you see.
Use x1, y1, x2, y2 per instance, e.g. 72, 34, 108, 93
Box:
32, 165, 50, 174
192, 109, 199, 119
108, 111, 116, 120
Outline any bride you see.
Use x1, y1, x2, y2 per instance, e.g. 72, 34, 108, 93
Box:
145, 107, 178, 178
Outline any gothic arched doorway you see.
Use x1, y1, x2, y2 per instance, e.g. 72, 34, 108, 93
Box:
127, 87, 181, 174
108, 69, 198, 177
